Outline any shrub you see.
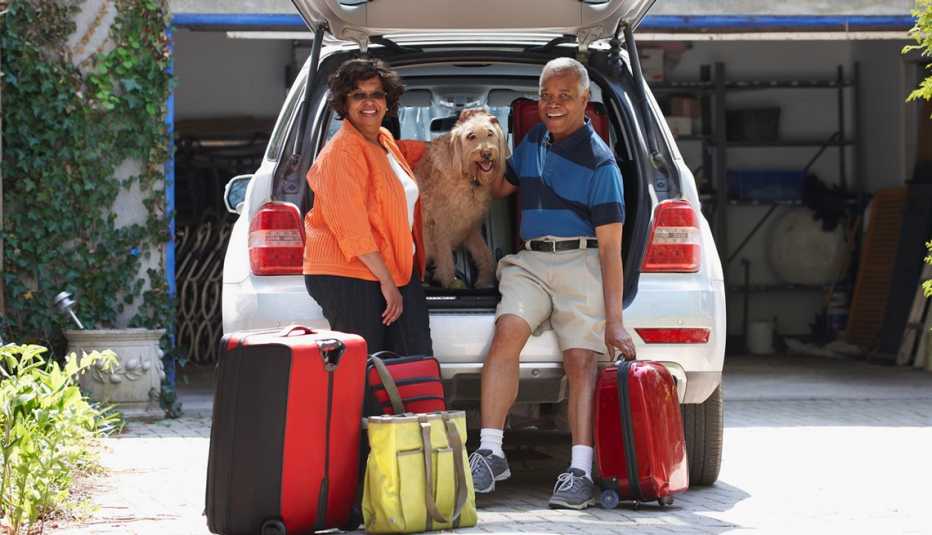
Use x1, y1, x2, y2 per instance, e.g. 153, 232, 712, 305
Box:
924, 241, 931, 298
906, 0, 932, 105
0, 344, 121, 534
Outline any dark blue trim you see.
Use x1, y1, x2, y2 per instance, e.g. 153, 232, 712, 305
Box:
641, 15, 914, 31
164, 25, 177, 391
172, 13, 306, 29
165, 25, 176, 301
170, 13, 913, 32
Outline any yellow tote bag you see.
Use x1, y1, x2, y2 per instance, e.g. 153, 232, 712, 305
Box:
362, 411, 477, 534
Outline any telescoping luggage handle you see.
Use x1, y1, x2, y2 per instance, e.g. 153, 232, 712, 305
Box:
315, 338, 346, 371
617, 360, 643, 503
314, 336, 345, 531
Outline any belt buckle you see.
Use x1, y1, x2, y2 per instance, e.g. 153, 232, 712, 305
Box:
528, 240, 556, 253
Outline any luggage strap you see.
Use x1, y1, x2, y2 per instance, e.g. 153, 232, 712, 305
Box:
418, 414, 469, 529
370, 356, 406, 415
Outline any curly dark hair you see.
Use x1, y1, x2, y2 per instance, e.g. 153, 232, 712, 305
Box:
327, 58, 405, 120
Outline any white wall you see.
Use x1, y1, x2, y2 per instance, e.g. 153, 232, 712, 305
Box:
854, 40, 916, 190
173, 30, 292, 120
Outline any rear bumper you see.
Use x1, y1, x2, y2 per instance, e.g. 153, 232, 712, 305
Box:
440, 362, 721, 405
223, 274, 725, 405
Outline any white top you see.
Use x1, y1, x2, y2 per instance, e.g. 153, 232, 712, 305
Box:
386, 152, 419, 231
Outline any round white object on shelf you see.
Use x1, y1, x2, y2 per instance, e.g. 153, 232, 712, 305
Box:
768, 208, 847, 285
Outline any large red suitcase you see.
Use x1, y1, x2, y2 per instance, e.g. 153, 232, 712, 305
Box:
365, 351, 446, 415
206, 325, 367, 534
509, 97, 610, 147
594, 360, 689, 508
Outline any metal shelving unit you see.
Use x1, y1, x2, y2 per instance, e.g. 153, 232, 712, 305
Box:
653, 63, 862, 345
651, 61, 861, 259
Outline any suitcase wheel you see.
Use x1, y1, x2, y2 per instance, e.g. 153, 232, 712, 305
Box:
599, 489, 620, 510
658, 495, 674, 507
260, 519, 286, 535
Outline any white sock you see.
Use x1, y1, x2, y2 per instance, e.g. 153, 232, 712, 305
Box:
570, 445, 594, 480
479, 428, 505, 458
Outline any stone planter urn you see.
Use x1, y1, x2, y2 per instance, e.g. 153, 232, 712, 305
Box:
64, 328, 166, 405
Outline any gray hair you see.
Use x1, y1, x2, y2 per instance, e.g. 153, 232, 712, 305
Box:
540, 57, 590, 95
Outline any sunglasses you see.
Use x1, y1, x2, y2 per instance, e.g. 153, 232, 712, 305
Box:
348, 90, 387, 102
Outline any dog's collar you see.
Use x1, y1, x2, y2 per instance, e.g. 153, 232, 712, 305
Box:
470, 176, 481, 188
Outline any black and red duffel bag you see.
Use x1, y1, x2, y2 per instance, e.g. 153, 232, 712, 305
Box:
365, 351, 446, 415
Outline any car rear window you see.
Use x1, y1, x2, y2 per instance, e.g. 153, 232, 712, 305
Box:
322, 83, 609, 151
266, 75, 306, 162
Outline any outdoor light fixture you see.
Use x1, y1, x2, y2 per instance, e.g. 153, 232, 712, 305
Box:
54, 291, 85, 330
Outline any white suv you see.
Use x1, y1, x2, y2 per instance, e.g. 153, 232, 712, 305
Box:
222, 0, 726, 485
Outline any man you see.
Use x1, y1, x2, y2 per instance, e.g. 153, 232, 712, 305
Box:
468, 57, 637, 510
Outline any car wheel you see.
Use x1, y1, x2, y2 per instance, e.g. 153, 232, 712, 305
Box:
681, 384, 723, 486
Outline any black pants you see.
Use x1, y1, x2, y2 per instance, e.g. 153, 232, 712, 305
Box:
305, 272, 433, 355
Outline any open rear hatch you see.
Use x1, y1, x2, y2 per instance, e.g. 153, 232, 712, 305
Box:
286, 0, 662, 310
290, 0, 655, 48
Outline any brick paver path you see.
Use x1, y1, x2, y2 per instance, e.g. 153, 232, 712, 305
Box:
51, 356, 932, 534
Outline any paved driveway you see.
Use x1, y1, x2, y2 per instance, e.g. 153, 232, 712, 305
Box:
52, 355, 932, 534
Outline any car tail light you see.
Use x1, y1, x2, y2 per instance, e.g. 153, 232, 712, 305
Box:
635, 328, 710, 344
249, 202, 305, 275
641, 199, 700, 273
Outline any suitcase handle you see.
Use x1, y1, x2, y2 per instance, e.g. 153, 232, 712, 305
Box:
370, 350, 402, 360
277, 324, 316, 337
369, 356, 406, 415
316, 338, 346, 370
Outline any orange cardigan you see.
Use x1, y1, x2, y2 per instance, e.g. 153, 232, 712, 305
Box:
303, 120, 428, 286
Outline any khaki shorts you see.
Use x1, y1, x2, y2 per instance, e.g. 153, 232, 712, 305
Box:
495, 242, 607, 356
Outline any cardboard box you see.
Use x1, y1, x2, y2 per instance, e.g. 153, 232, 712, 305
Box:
639, 48, 664, 82
667, 116, 693, 137
670, 95, 700, 118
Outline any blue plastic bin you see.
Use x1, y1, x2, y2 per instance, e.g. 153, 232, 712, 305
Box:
727, 170, 805, 202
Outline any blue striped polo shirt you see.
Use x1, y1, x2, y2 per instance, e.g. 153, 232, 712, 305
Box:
505, 120, 625, 241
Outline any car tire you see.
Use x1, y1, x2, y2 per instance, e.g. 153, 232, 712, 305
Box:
681, 384, 723, 486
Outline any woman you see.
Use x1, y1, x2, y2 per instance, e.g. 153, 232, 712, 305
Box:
303, 58, 432, 355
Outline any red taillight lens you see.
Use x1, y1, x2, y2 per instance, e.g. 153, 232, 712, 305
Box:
249, 202, 305, 275
635, 328, 711, 344
641, 199, 701, 273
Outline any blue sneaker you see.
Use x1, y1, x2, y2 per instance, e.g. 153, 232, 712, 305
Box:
548, 468, 596, 510
469, 449, 511, 494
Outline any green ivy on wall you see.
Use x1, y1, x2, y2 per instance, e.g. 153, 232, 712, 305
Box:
1, 0, 172, 350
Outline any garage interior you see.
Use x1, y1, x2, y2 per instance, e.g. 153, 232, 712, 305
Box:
170, 25, 932, 370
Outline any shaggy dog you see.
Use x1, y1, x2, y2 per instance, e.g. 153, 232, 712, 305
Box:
414, 109, 508, 288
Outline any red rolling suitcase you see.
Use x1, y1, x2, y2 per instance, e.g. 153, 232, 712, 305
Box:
365, 351, 446, 415
594, 360, 689, 508
206, 325, 367, 535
